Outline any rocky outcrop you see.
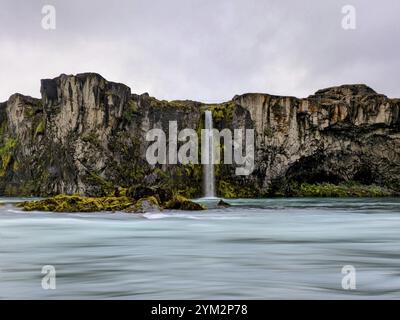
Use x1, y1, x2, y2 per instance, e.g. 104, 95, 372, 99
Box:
164, 195, 206, 210
234, 84, 400, 194
18, 194, 205, 212
1, 74, 400, 197
18, 194, 133, 212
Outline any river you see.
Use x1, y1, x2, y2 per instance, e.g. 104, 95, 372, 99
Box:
1, 197, 400, 299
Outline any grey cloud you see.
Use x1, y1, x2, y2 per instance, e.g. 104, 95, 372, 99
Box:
0, 0, 399, 102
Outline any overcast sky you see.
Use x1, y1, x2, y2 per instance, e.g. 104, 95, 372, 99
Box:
0, 0, 399, 102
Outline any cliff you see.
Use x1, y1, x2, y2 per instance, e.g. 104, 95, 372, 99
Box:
1, 73, 399, 197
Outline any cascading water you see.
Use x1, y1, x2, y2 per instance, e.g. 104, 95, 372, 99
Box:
203, 110, 215, 198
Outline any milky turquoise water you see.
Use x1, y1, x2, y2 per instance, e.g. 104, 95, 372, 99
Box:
1, 197, 400, 299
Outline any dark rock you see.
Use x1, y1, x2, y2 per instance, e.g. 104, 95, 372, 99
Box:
127, 186, 173, 204
164, 195, 206, 210
127, 186, 155, 200
217, 199, 231, 208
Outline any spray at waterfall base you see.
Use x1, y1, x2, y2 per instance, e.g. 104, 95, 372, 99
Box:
144, 113, 255, 180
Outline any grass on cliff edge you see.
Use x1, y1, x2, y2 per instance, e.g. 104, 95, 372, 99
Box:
17, 194, 206, 212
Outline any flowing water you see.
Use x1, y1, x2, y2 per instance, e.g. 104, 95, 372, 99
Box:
1, 197, 400, 299
203, 110, 215, 198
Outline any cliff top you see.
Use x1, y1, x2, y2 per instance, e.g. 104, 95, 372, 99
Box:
2, 73, 394, 105
312, 84, 379, 98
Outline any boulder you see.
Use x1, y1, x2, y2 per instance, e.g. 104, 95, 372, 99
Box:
217, 199, 231, 208
127, 186, 173, 204
164, 195, 206, 211
125, 196, 161, 213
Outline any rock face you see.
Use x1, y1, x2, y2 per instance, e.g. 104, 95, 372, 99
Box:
234, 85, 400, 195
1, 73, 399, 197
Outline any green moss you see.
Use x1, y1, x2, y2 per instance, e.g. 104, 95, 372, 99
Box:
0, 138, 17, 177
12, 160, 19, 171
5, 180, 39, 197
123, 99, 139, 122
83, 171, 115, 196
172, 163, 202, 197
4, 184, 19, 196
213, 109, 225, 122
23, 106, 35, 118
205, 101, 236, 125
164, 195, 206, 210
35, 119, 45, 136
18, 194, 133, 212
217, 179, 255, 198
82, 132, 100, 147
264, 127, 273, 138
288, 182, 394, 197
148, 96, 163, 108
125, 196, 160, 213
218, 180, 236, 198
18, 193, 206, 213
142, 196, 158, 206
116, 187, 127, 197
0, 122, 7, 138
167, 100, 190, 108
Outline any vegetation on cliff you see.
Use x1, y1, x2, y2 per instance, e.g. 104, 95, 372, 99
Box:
0, 138, 17, 177
1, 73, 400, 199
285, 182, 395, 197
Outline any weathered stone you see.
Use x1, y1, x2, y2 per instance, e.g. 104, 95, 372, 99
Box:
125, 196, 161, 213
127, 186, 173, 203
1, 74, 400, 198
164, 195, 206, 210
217, 199, 231, 208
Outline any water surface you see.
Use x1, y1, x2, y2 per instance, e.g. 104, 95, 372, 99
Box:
1, 197, 400, 299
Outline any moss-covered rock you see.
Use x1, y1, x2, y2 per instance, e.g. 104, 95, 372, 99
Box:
18, 194, 133, 212
17, 193, 206, 213
81, 171, 115, 196
125, 196, 161, 213
164, 195, 206, 210
127, 185, 173, 203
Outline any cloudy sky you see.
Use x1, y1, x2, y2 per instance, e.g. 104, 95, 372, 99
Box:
0, 0, 399, 102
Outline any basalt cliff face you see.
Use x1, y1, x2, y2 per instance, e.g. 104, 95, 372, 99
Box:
1, 73, 399, 197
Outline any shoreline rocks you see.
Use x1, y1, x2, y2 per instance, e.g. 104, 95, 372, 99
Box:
17, 193, 206, 213
164, 195, 206, 210
17, 194, 132, 212
124, 196, 161, 213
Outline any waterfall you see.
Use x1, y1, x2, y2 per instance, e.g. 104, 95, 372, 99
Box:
203, 110, 215, 198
